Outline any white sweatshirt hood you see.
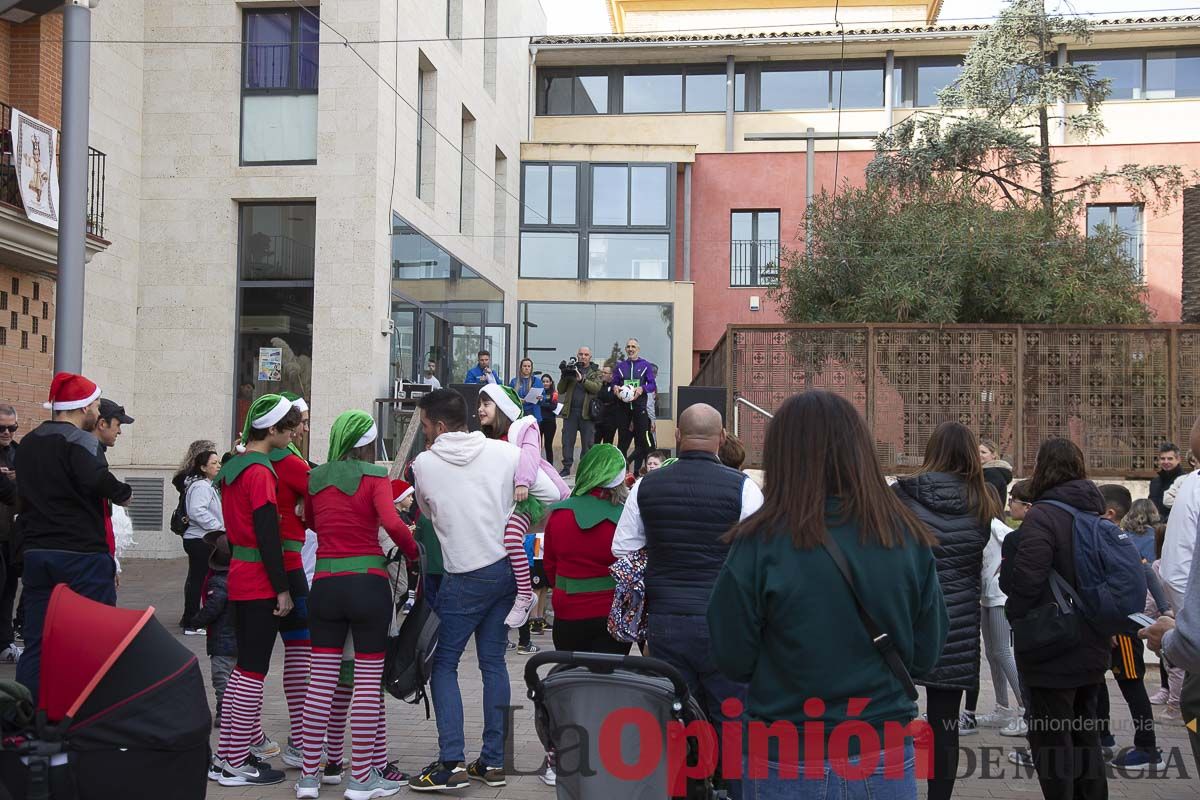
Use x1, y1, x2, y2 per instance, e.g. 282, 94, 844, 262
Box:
427, 430, 488, 466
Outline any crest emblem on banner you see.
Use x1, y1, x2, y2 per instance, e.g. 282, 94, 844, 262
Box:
12, 109, 59, 230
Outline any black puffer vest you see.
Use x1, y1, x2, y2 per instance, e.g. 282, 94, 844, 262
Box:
894, 472, 989, 691
640, 451, 746, 616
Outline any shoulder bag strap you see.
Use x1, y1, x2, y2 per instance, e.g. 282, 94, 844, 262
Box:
823, 533, 919, 702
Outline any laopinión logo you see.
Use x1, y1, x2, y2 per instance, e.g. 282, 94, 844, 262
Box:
502, 699, 1195, 796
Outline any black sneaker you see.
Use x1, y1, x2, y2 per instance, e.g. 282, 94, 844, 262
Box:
410, 760, 468, 792
558, 466, 571, 478
466, 758, 506, 787
322, 760, 344, 785
529, 618, 545, 635
217, 753, 286, 787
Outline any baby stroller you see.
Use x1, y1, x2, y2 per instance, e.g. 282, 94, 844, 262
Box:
524, 651, 721, 800
0, 586, 210, 800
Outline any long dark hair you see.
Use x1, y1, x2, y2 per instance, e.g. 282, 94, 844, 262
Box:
1028, 437, 1088, 499
480, 395, 512, 440
916, 422, 1000, 525
727, 391, 933, 549
184, 450, 217, 480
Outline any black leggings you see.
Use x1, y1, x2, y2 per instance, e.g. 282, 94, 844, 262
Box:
308, 573, 392, 656
553, 616, 632, 655
181, 537, 211, 624
539, 418, 556, 464
925, 687, 964, 800
617, 404, 653, 473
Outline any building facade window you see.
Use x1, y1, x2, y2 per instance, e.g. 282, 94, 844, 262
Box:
519, 301, 674, 417
417, 56, 437, 201
1071, 48, 1200, 100
538, 65, 744, 115
1087, 203, 1144, 280
241, 7, 319, 164
235, 203, 316, 447
519, 162, 674, 280
730, 210, 780, 287
460, 108, 476, 234
894, 56, 964, 108
759, 62, 884, 110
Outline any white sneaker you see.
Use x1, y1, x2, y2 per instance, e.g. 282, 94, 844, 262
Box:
504, 592, 536, 629
1000, 716, 1028, 737
539, 764, 556, 786
0, 644, 22, 664
282, 740, 305, 768
208, 757, 225, 781
250, 735, 282, 760
296, 775, 321, 798
343, 767, 402, 800
182, 628, 205, 636
975, 705, 1016, 727
1149, 687, 1169, 705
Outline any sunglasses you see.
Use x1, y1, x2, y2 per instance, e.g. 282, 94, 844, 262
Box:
0, 426, 16, 433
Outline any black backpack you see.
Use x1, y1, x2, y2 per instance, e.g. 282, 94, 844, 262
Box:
169, 483, 191, 536
383, 546, 440, 717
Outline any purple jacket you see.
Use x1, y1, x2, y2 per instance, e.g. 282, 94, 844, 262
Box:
612, 358, 657, 395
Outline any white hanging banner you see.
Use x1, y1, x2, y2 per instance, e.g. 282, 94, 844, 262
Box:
12, 109, 59, 230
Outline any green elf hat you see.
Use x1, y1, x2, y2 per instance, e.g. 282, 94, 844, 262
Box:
479, 383, 524, 422
327, 409, 378, 463
572, 444, 627, 497
236, 394, 292, 452
281, 391, 308, 413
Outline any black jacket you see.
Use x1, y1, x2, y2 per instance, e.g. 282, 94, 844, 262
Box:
982, 460, 1013, 508
594, 383, 623, 430
0, 441, 16, 544
190, 569, 234, 657
999, 479, 1111, 689
14, 421, 132, 554
1149, 466, 1184, 520
640, 451, 746, 616
893, 472, 988, 691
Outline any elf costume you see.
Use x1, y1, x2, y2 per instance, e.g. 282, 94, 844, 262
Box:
477, 384, 568, 629
297, 410, 418, 792
214, 394, 294, 781
542, 444, 631, 654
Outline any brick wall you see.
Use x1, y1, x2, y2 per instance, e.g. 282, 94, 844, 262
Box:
0, 263, 54, 427
0, 22, 12, 105
8, 14, 62, 128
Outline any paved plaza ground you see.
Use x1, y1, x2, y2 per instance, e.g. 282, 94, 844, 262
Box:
3, 557, 1198, 799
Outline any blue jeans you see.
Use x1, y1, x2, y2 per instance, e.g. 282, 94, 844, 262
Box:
647, 612, 748, 800
424, 574, 442, 613
750, 743, 916, 800
430, 558, 515, 766
16, 549, 117, 699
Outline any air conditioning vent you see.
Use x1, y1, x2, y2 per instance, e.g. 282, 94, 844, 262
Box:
123, 477, 166, 532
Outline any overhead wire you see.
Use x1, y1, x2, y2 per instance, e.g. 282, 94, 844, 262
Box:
74, 4, 1200, 46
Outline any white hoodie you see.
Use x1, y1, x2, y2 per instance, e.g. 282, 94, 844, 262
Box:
1160, 470, 1200, 611
412, 430, 561, 575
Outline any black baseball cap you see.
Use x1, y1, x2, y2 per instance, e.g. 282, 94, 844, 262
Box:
98, 398, 134, 424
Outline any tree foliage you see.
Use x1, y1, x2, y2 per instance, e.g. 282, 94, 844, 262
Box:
774, 0, 1191, 325
867, 0, 1189, 214
774, 179, 1151, 325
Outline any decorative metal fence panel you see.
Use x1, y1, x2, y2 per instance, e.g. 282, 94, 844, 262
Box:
718, 324, 1200, 476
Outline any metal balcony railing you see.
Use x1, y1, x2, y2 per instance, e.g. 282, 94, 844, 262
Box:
0, 101, 107, 239
730, 238, 780, 287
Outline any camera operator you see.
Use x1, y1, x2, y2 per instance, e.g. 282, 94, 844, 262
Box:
613, 339, 657, 474
556, 346, 601, 478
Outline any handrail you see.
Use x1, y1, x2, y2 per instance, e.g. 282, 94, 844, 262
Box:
732, 396, 774, 438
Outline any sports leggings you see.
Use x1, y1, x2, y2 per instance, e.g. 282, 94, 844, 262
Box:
925, 687, 964, 800
217, 598, 281, 767
301, 573, 392, 782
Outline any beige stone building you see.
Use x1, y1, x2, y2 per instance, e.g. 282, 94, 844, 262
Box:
58, 0, 543, 557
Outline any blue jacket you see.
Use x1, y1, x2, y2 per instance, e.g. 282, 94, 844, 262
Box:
510, 376, 543, 423
465, 365, 503, 385
191, 569, 235, 657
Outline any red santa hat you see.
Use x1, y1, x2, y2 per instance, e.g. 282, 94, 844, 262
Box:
391, 479, 414, 505
44, 372, 101, 411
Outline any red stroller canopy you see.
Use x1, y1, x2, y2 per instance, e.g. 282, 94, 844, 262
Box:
38, 585, 154, 721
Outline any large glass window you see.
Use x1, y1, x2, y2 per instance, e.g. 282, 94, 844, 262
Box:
730, 210, 780, 287
833, 63, 885, 108
686, 71, 727, 112
588, 234, 670, 279
241, 8, 319, 164
520, 301, 674, 417
894, 56, 963, 108
760, 66, 829, 110
523, 164, 577, 226
235, 203, 316, 451
1087, 204, 1144, 280
540, 71, 609, 115
1072, 48, 1200, 100
623, 72, 683, 113
519, 232, 579, 278
520, 162, 674, 280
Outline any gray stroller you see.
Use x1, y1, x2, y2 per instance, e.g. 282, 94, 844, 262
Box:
524, 651, 722, 800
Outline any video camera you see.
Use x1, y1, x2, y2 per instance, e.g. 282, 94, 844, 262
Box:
559, 356, 579, 375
